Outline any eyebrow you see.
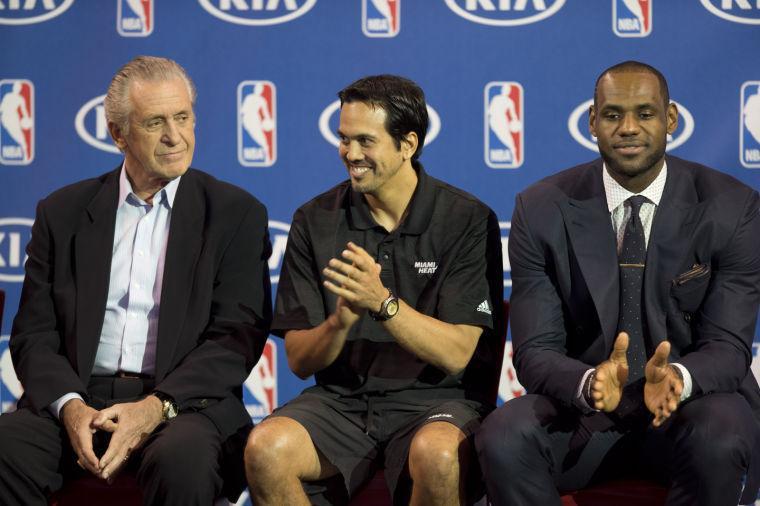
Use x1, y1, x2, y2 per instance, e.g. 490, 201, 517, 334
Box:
336, 130, 377, 140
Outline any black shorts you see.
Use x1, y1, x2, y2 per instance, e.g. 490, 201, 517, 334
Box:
269, 388, 488, 505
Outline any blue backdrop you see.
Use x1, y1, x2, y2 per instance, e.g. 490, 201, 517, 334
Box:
2, 1, 760, 480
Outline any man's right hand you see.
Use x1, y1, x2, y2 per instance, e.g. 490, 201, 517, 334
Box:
591, 332, 630, 412
60, 398, 102, 476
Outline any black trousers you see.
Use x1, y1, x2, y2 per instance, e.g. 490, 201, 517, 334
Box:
475, 393, 760, 506
0, 377, 228, 506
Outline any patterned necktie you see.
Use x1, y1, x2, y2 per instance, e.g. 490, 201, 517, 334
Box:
618, 195, 648, 382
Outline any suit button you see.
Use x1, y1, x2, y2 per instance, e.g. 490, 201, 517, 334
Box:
575, 325, 584, 335
683, 313, 692, 323
199, 398, 208, 408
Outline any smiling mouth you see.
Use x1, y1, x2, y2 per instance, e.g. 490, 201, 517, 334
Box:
614, 144, 646, 155
349, 166, 371, 176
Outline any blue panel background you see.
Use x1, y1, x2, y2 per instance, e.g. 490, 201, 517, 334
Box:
1, 3, 760, 501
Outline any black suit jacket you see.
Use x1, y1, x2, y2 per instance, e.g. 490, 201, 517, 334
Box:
509, 156, 760, 419
10, 167, 272, 439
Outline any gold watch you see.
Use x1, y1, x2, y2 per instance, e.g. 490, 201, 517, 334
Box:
369, 289, 400, 321
153, 391, 178, 421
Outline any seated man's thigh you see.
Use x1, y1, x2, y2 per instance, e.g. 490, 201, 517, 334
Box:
643, 392, 760, 505
136, 411, 224, 503
386, 399, 485, 504
477, 394, 629, 498
253, 392, 378, 503
0, 407, 72, 502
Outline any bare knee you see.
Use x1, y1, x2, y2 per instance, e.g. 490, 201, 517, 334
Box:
245, 416, 321, 480
408, 422, 469, 484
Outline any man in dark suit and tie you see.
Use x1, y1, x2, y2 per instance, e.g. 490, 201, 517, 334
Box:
476, 61, 760, 505
0, 56, 272, 505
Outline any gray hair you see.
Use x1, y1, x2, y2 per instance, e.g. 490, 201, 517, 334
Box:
104, 55, 196, 135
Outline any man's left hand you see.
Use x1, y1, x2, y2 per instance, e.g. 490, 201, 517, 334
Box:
323, 242, 387, 312
91, 395, 164, 481
644, 340, 684, 427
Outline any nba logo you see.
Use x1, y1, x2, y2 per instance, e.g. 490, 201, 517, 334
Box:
362, 0, 400, 37
0, 79, 34, 166
741, 82, 760, 168
117, 0, 153, 37
485, 82, 523, 169
613, 0, 652, 37
244, 339, 277, 424
238, 81, 276, 167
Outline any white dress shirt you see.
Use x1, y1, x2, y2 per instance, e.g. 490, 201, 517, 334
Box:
49, 165, 179, 417
577, 161, 693, 409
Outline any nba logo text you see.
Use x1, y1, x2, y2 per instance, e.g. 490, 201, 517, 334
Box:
613, 0, 651, 37
485, 82, 523, 169
117, 0, 153, 36
0, 79, 34, 166
741, 81, 760, 168
238, 81, 277, 167
363, 0, 400, 37
244, 339, 278, 424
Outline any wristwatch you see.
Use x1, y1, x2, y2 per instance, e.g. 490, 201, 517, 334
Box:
369, 289, 400, 321
153, 391, 178, 421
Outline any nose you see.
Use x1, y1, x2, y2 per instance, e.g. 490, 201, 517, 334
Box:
619, 112, 640, 136
342, 140, 364, 162
161, 119, 181, 145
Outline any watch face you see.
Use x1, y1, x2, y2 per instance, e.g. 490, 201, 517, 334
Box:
386, 299, 399, 317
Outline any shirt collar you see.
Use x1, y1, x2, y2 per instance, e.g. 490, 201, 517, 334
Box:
119, 163, 181, 209
603, 160, 667, 213
348, 163, 434, 235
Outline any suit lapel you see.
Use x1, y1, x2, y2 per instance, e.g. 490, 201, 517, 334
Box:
74, 169, 120, 381
644, 160, 705, 345
155, 171, 205, 381
561, 190, 620, 347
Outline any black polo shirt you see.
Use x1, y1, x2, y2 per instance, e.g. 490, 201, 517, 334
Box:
273, 166, 504, 403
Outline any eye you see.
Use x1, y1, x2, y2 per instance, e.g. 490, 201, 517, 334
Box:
358, 137, 373, 147
175, 113, 189, 123
639, 111, 654, 119
338, 135, 349, 146
604, 112, 620, 120
146, 118, 163, 129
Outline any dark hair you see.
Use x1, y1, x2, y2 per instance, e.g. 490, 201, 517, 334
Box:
338, 75, 428, 164
594, 61, 670, 108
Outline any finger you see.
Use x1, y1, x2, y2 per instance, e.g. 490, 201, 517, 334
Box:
610, 333, 629, 363
76, 432, 100, 474
324, 280, 356, 300
323, 266, 353, 286
650, 341, 671, 368
327, 258, 355, 276
99, 434, 126, 475
92, 406, 119, 427
99, 419, 119, 433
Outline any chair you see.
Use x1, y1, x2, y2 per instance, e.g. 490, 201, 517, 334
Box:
349, 300, 510, 506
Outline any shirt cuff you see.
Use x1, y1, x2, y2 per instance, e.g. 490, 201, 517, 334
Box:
48, 393, 85, 420
575, 368, 599, 412
672, 363, 693, 402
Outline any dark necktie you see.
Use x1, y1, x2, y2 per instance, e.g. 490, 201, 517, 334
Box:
618, 195, 648, 382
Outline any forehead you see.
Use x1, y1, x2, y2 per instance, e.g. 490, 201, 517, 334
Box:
596, 71, 664, 107
338, 101, 388, 134
129, 78, 192, 115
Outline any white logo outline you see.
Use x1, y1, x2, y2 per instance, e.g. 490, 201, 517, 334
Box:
0, 0, 74, 25
444, 0, 565, 27
198, 0, 317, 26
318, 100, 441, 148
700, 0, 760, 25
0, 217, 33, 283
74, 95, 121, 155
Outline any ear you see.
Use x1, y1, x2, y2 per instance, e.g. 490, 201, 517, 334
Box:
588, 105, 598, 138
108, 122, 127, 151
400, 131, 418, 161
666, 102, 679, 135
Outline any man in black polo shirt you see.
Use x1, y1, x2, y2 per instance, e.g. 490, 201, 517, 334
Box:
244, 75, 503, 505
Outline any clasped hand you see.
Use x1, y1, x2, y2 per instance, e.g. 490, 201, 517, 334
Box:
322, 242, 387, 326
591, 332, 684, 426
61, 395, 164, 481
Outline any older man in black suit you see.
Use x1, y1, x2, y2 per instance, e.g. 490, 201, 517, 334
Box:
0, 56, 272, 505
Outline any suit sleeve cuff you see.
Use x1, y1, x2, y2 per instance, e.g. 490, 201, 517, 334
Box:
672, 363, 693, 402
48, 393, 84, 420
575, 368, 599, 413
